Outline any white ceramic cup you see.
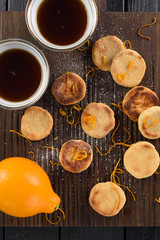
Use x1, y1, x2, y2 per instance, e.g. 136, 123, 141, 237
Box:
0, 39, 50, 110
25, 0, 98, 51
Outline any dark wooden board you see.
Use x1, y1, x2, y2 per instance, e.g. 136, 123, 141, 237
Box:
60, 227, 124, 240
0, 10, 160, 227
127, 0, 160, 12
4, 227, 59, 240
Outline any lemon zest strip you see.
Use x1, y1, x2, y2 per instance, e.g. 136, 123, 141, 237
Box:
117, 60, 134, 81
138, 17, 157, 40
86, 56, 106, 78
78, 40, 90, 51
10, 130, 32, 146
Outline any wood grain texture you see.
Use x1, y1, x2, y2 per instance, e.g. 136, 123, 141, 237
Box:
106, 0, 125, 11
0, 228, 4, 239
4, 227, 59, 240
1, 11, 160, 227
61, 227, 124, 240
125, 227, 160, 240
127, 0, 160, 11
0, 0, 6, 11
8, 0, 28, 11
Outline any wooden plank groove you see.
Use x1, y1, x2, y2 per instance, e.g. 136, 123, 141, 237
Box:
8, 0, 28, 11
0, 0, 6, 11
127, 0, 160, 12
61, 227, 124, 240
4, 227, 59, 240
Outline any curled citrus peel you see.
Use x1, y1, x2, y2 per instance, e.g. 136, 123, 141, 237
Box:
78, 40, 90, 51
70, 104, 81, 114
60, 104, 81, 126
155, 197, 160, 203
50, 160, 61, 166
117, 60, 134, 81
111, 102, 138, 122
71, 145, 87, 161
43, 146, 60, 152
86, 56, 106, 78
45, 207, 65, 225
123, 40, 132, 49
83, 113, 96, 130
59, 108, 67, 116
138, 17, 157, 40
143, 114, 160, 129
110, 158, 136, 201
10, 130, 32, 146
95, 120, 131, 156
28, 151, 35, 162
111, 182, 120, 213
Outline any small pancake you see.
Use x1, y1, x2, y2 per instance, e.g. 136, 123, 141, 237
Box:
92, 36, 125, 72
111, 49, 146, 87
124, 141, 160, 179
51, 72, 86, 105
89, 182, 126, 217
123, 86, 159, 122
81, 103, 115, 138
138, 106, 160, 139
21, 106, 53, 141
59, 140, 93, 173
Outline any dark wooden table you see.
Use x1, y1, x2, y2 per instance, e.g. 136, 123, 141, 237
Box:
1, 0, 160, 239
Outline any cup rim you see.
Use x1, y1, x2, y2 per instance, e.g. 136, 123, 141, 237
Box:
25, 0, 98, 52
0, 38, 50, 110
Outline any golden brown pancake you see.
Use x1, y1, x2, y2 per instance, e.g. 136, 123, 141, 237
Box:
111, 49, 146, 87
51, 72, 86, 105
124, 141, 160, 179
21, 106, 53, 141
123, 86, 159, 122
89, 182, 126, 217
59, 140, 93, 173
92, 36, 125, 72
81, 103, 115, 138
138, 106, 160, 139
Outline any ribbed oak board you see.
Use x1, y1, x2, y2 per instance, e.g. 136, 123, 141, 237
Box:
0, 10, 160, 226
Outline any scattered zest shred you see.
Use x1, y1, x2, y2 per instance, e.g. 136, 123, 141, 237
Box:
143, 114, 160, 129
123, 40, 132, 49
95, 121, 131, 156
138, 17, 157, 40
45, 213, 61, 225
117, 60, 134, 81
111, 182, 120, 213
67, 115, 75, 125
50, 160, 61, 166
45, 207, 65, 225
155, 197, 160, 203
43, 146, 60, 152
59, 108, 67, 116
28, 151, 35, 162
84, 113, 96, 130
86, 56, 106, 78
60, 105, 81, 126
95, 142, 131, 156
71, 145, 87, 161
111, 102, 138, 122
10, 130, 32, 146
78, 40, 90, 51
70, 104, 82, 114
73, 116, 80, 126
110, 158, 136, 201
